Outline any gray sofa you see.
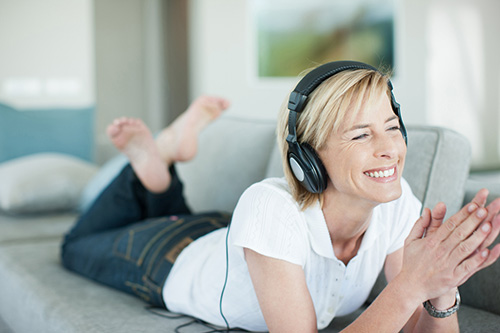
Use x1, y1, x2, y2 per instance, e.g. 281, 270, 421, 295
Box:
0, 116, 499, 332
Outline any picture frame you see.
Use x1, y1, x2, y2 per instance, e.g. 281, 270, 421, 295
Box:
251, 0, 395, 78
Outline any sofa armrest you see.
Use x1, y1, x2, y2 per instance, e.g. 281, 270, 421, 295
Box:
463, 178, 500, 206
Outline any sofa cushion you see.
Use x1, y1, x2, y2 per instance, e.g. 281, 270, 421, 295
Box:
0, 213, 76, 245
454, 304, 500, 332
460, 179, 500, 314
0, 240, 374, 333
464, 178, 500, 206
0, 103, 95, 163
0, 241, 195, 333
403, 125, 471, 218
459, 234, 500, 315
265, 143, 285, 179
177, 116, 276, 213
0, 153, 98, 214
0, 315, 11, 333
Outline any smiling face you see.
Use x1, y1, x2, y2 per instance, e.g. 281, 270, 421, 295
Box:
318, 92, 407, 207
277, 68, 405, 210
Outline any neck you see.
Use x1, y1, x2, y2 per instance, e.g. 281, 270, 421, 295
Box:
321, 188, 376, 264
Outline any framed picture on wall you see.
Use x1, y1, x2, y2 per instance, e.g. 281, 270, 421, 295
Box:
251, 0, 395, 78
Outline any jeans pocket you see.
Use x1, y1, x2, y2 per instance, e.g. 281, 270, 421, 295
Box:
112, 213, 230, 304
112, 216, 179, 265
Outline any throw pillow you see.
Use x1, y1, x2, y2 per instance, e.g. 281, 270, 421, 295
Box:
0, 153, 98, 214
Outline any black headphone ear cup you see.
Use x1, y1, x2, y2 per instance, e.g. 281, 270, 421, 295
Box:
287, 142, 328, 194
390, 92, 407, 145
300, 143, 328, 193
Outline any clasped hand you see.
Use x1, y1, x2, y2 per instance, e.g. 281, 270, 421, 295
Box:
401, 189, 500, 303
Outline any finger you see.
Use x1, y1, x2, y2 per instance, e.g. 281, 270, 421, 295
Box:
479, 198, 500, 249
490, 243, 500, 264
406, 208, 432, 243
457, 243, 500, 286
435, 202, 479, 241
450, 219, 491, 266
449, 189, 488, 241
485, 197, 500, 221
477, 243, 500, 272
426, 202, 447, 235
472, 188, 489, 208
455, 248, 490, 286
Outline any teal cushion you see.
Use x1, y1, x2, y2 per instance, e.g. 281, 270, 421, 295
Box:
0, 102, 94, 163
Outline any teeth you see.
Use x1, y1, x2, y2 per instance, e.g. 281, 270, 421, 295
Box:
365, 168, 395, 178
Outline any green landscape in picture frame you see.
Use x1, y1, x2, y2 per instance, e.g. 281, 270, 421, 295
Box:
253, 0, 395, 77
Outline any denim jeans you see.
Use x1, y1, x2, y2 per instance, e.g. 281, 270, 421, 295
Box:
61, 165, 230, 307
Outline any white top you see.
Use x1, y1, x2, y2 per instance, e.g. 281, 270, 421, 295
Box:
163, 177, 421, 331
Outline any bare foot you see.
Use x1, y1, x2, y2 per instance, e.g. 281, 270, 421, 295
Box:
107, 117, 170, 193
156, 95, 230, 164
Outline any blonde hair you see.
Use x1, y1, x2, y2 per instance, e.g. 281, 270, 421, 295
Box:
277, 67, 392, 210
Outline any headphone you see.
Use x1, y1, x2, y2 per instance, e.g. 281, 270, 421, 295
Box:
286, 60, 407, 194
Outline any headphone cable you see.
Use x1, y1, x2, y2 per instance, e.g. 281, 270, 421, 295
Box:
219, 224, 231, 331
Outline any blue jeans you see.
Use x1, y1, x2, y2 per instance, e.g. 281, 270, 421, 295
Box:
61, 165, 230, 307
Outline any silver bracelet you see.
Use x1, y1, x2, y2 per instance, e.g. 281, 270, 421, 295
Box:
423, 289, 461, 318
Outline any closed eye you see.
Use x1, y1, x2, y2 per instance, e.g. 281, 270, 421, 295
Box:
352, 133, 369, 140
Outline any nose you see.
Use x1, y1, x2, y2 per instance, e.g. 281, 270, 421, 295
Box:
373, 132, 400, 159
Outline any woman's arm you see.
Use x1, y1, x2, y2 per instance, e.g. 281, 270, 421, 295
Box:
244, 190, 500, 332
342, 192, 500, 333
244, 248, 317, 333
244, 236, 454, 333
399, 189, 500, 332
385, 247, 459, 333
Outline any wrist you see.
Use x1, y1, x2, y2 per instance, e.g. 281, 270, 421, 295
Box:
423, 289, 461, 318
389, 273, 425, 309
428, 288, 458, 310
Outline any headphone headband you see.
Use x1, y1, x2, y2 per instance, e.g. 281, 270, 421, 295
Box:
288, 61, 379, 113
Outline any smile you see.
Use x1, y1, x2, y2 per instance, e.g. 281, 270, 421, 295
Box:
364, 167, 396, 179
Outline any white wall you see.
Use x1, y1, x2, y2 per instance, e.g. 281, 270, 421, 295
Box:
0, 0, 94, 109
425, 0, 500, 169
188, 0, 500, 169
189, 0, 292, 121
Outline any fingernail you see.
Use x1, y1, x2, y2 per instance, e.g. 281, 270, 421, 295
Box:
481, 223, 491, 232
481, 250, 488, 258
468, 203, 478, 213
477, 208, 487, 218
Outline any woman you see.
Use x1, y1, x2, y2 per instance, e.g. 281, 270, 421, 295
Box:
62, 61, 500, 332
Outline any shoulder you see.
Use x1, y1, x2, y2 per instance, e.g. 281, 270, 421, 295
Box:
234, 178, 302, 220
230, 178, 309, 266
240, 177, 295, 203
233, 177, 303, 228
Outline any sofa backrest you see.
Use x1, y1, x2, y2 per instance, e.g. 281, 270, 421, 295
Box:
403, 125, 471, 218
177, 117, 471, 220
176, 116, 277, 213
